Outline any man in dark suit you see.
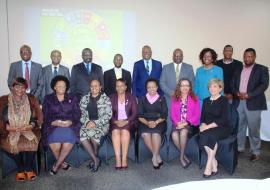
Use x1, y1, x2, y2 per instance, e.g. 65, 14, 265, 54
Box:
42, 50, 70, 101
104, 54, 131, 96
70, 48, 103, 100
7, 45, 43, 101
216, 45, 242, 102
231, 48, 269, 162
160, 48, 194, 137
132, 45, 162, 98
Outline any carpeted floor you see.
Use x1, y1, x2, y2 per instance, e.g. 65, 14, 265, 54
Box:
1, 141, 270, 190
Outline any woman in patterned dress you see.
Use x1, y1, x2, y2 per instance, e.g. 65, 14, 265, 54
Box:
80, 79, 112, 172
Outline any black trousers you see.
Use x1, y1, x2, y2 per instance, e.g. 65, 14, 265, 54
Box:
5, 151, 36, 172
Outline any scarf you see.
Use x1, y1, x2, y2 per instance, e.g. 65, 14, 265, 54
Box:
7, 93, 37, 154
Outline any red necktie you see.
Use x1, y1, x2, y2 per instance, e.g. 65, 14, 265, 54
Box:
25, 62, 30, 89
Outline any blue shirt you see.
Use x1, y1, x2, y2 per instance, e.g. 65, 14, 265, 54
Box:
194, 65, 223, 107
84, 62, 92, 73
144, 59, 152, 74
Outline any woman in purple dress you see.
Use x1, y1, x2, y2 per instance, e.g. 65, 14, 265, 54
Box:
42, 75, 81, 175
110, 78, 138, 170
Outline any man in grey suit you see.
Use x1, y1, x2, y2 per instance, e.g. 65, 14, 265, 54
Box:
160, 48, 195, 136
7, 45, 43, 101
42, 50, 70, 100
70, 48, 104, 100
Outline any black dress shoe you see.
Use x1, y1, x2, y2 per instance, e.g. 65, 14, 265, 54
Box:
158, 161, 164, 167
212, 171, 218, 176
203, 173, 212, 178
91, 160, 101, 172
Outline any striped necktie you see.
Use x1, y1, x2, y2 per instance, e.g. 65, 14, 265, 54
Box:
146, 61, 150, 75
53, 66, 58, 77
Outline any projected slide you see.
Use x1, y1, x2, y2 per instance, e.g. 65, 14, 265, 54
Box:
24, 8, 136, 71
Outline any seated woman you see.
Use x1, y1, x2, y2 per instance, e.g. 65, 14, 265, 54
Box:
110, 78, 138, 170
199, 78, 230, 178
138, 78, 168, 169
80, 79, 112, 172
0, 77, 42, 181
170, 78, 200, 168
42, 75, 81, 175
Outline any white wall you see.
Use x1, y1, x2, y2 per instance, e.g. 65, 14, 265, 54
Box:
1, 0, 270, 98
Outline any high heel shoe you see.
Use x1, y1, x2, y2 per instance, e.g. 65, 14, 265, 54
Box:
49, 164, 58, 176
158, 161, 164, 167
115, 166, 122, 170
62, 162, 71, 171
203, 173, 212, 178
212, 171, 218, 176
91, 159, 101, 172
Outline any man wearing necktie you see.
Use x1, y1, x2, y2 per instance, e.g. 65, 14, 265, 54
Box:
42, 50, 70, 101
7, 45, 44, 102
160, 48, 195, 137
104, 54, 132, 96
132, 45, 163, 98
70, 48, 104, 100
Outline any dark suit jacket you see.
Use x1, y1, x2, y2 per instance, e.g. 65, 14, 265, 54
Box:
132, 59, 162, 98
104, 68, 131, 96
231, 63, 269, 110
42, 64, 70, 100
7, 61, 44, 100
109, 92, 138, 130
70, 62, 103, 100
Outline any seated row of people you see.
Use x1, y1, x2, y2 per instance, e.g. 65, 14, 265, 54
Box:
0, 76, 230, 181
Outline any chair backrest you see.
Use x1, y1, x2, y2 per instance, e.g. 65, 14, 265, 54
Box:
227, 103, 239, 137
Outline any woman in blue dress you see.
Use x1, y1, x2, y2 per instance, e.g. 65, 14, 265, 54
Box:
194, 48, 223, 107
42, 75, 81, 175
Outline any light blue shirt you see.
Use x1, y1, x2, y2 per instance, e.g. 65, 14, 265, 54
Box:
84, 62, 92, 73
21, 60, 32, 78
194, 65, 224, 108
144, 59, 152, 74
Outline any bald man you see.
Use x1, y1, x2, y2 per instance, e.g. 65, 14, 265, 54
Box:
132, 45, 163, 98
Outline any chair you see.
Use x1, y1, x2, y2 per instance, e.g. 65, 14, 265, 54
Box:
1, 149, 39, 179
199, 103, 239, 174
106, 130, 137, 162
137, 133, 168, 163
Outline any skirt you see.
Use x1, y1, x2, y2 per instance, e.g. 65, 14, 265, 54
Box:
48, 127, 76, 144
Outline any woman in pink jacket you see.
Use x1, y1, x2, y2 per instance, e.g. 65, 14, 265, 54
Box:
170, 78, 200, 168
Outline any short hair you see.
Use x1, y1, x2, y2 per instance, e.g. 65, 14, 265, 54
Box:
50, 49, 61, 57
12, 77, 28, 89
20, 45, 31, 53
199, 48, 218, 64
116, 78, 127, 86
208, 78, 224, 90
223, 45, 233, 51
145, 78, 159, 90
244, 48, 256, 56
82, 48, 92, 55
50, 75, 70, 92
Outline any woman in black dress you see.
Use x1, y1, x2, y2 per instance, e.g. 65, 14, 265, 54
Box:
138, 78, 168, 169
199, 78, 230, 178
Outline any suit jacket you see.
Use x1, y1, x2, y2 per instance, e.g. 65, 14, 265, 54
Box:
160, 62, 194, 102
70, 62, 103, 100
42, 64, 70, 100
132, 59, 162, 98
109, 92, 138, 129
170, 95, 200, 128
104, 68, 131, 96
7, 61, 44, 100
231, 63, 269, 110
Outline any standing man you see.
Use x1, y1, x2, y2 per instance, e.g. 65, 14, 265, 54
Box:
42, 50, 70, 100
160, 48, 194, 136
7, 44, 43, 101
70, 48, 103, 100
132, 45, 162, 98
104, 54, 131, 96
231, 48, 269, 161
216, 45, 242, 102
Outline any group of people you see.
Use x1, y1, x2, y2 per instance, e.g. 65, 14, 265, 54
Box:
0, 44, 268, 181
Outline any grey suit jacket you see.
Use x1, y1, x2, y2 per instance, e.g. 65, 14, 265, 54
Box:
42, 64, 70, 99
160, 62, 194, 101
7, 60, 44, 100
